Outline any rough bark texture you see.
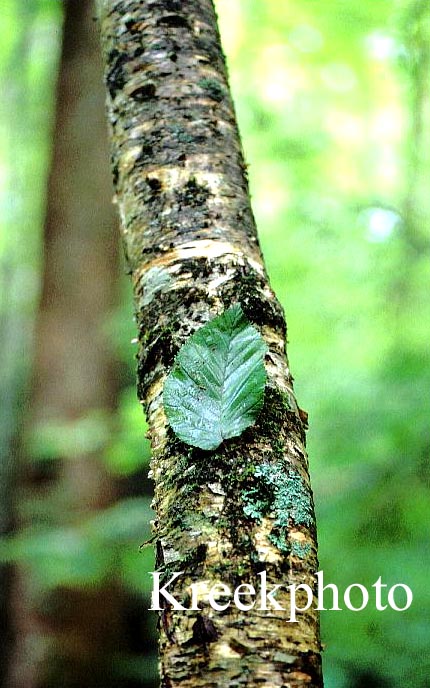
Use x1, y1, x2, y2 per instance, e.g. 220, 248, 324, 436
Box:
98, 1, 323, 686
7, 2, 131, 687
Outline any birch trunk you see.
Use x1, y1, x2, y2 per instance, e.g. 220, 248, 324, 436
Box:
98, 2, 323, 686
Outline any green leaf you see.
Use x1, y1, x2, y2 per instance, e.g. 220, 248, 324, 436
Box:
163, 304, 267, 450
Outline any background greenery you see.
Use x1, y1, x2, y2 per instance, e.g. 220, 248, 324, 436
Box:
0, 0, 428, 686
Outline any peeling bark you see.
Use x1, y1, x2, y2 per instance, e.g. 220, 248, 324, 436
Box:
98, 1, 323, 686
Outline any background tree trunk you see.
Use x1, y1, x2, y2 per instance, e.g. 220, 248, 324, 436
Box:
0, 5, 41, 681
99, 1, 322, 687
6, 2, 134, 687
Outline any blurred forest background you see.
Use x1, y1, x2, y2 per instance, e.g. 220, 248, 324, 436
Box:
0, 0, 428, 687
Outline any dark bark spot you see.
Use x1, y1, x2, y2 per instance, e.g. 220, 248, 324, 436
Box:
130, 82, 157, 101
298, 407, 309, 428
194, 543, 208, 563
191, 615, 218, 644
229, 638, 250, 656
141, 328, 176, 373
157, 14, 190, 29
156, 539, 165, 567
135, 143, 153, 166
133, 45, 145, 58
253, 560, 268, 574
106, 48, 127, 98
161, 606, 175, 643
293, 651, 323, 686
141, 246, 156, 255
164, 0, 182, 10
219, 265, 286, 336
111, 161, 119, 186
125, 18, 140, 34
176, 177, 211, 207
146, 176, 163, 192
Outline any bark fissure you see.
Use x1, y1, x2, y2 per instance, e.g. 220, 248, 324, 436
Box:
99, 1, 322, 686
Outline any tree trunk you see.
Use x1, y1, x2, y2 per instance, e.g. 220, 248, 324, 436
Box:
7, 2, 131, 687
0, 6, 41, 680
98, 1, 322, 686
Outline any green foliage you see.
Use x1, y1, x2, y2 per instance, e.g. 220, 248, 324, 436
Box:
164, 304, 267, 450
0, 497, 153, 593
104, 387, 152, 475
215, 0, 430, 685
29, 411, 111, 460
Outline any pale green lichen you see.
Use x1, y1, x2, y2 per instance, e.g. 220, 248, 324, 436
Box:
291, 541, 311, 559
243, 495, 268, 520
242, 461, 313, 554
197, 77, 225, 102
167, 123, 194, 144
